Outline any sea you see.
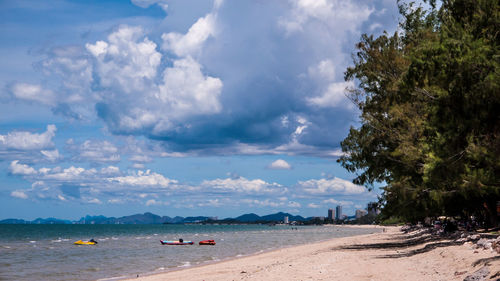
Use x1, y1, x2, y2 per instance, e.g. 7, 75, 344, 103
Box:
0, 224, 381, 280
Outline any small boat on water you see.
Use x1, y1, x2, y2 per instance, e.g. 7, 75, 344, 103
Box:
160, 240, 194, 245
74, 239, 97, 245
199, 240, 216, 245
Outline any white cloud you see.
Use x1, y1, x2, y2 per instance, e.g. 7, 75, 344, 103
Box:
307, 81, 354, 108
131, 0, 168, 12
11, 190, 28, 199
201, 176, 285, 194
322, 198, 354, 206
10, 83, 56, 106
288, 201, 301, 208
280, 0, 373, 35
132, 163, 145, 169
307, 203, 321, 208
86, 25, 162, 94
308, 59, 335, 82
198, 199, 222, 207
0, 125, 56, 150
86, 198, 102, 204
241, 199, 282, 208
268, 159, 292, 170
108, 198, 126, 204
145, 199, 163, 206
43, 166, 89, 181
77, 140, 120, 163
297, 177, 366, 195
100, 166, 120, 175
41, 149, 61, 162
162, 13, 217, 57
129, 154, 152, 163
9, 160, 37, 175
109, 170, 178, 188
155, 56, 223, 125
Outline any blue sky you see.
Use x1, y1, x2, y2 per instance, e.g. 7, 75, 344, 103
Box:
0, 0, 399, 220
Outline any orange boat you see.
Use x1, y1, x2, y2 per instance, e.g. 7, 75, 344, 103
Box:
199, 239, 216, 245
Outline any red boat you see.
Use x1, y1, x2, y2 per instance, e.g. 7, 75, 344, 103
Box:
199, 240, 216, 245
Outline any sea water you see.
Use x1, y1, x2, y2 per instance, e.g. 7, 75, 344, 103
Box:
0, 224, 381, 280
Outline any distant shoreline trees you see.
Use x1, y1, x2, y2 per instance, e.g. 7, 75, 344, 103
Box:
338, 0, 499, 227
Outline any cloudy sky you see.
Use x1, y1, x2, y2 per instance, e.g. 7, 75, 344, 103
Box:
0, 0, 398, 220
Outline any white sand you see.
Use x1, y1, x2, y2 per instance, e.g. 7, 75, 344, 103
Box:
126, 226, 499, 281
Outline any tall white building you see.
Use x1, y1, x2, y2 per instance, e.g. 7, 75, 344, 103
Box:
284, 216, 289, 224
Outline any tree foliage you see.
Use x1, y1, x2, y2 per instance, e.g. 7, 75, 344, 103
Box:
338, 0, 499, 225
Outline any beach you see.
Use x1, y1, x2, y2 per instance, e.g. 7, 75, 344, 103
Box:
128, 226, 500, 281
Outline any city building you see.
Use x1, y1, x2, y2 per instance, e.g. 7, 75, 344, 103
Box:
284, 216, 289, 224
328, 208, 334, 220
355, 209, 368, 219
335, 205, 342, 220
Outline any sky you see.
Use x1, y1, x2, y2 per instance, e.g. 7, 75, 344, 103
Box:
0, 0, 399, 220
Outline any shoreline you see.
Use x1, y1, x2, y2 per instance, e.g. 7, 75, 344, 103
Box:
115, 225, 385, 280
122, 225, 499, 281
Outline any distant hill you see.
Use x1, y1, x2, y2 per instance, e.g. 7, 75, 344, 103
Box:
235, 213, 261, 222
261, 212, 306, 222
232, 212, 306, 223
0, 212, 308, 224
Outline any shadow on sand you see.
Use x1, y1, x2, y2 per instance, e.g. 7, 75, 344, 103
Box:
333, 229, 464, 258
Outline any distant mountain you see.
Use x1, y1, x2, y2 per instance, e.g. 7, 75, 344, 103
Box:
77, 215, 116, 224
261, 212, 306, 222
0, 218, 28, 224
32, 217, 72, 224
0, 212, 308, 224
232, 212, 306, 223
0, 218, 73, 224
235, 213, 261, 222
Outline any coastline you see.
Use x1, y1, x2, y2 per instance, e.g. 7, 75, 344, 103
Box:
123, 225, 499, 281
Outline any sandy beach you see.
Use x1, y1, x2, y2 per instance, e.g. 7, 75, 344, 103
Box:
127, 225, 499, 281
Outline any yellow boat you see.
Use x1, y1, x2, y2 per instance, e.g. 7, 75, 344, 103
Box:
74, 240, 97, 245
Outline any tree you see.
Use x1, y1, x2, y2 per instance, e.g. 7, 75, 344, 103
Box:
338, 0, 499, 226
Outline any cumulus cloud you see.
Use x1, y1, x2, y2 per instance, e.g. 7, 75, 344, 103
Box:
0, 125, 56, 150
198, 198, 223, 207
109, 169, 178, 188
241, 199, 282, 208
307, 203, 321, 208
145, 199, 164, 206
131, 0, 169, 12
69, 140, 120, 163
201, 176, 286, 194
9, 160, 37, 175
4, 0, 395, 157
297, 177, 366, 195
86, 25, 161, 94
155, 56, 222, 123
322, 198, 354, 206
10, 83, 56, 106
267, 159, 292, 170
279, 0, 373, 35
162, 14, 217, 57
11, 190, 28, 199
307, 81, 354, 108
